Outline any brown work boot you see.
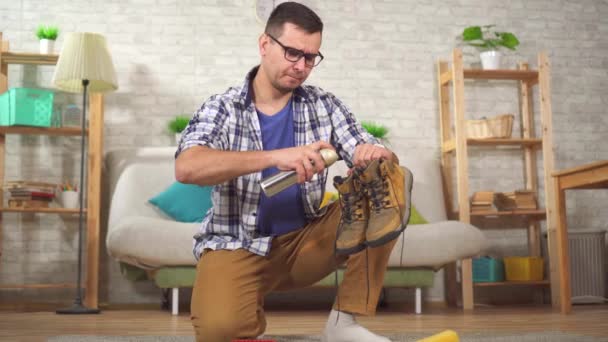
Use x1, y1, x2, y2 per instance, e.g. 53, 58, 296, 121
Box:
333, 174, 368, 255
357, 159, 413, 248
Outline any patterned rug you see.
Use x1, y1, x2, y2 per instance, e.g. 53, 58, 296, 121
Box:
49, 331, 608, 342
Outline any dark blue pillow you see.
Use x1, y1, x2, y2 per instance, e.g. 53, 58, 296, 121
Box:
148, 181, 213, 222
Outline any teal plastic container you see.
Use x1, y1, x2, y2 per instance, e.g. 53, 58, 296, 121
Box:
0, 88, 54, 127
472, 256, 505, 283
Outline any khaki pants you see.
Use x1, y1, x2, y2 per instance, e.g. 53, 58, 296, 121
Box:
190, 201, 397, 342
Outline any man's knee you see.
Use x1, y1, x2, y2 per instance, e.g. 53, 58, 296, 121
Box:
191, 303, 265, 342
191, 310, 241, 342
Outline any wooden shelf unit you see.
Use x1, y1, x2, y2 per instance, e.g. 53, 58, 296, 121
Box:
0, 32, 103, 309
0, 51, 59, 65
440, 68, 539, 84
0, 282, 77, 289
0, 207, 85, 214
442, 138, 542, 153
0, 126, 85, 136
474, 280, 550, 287
466, 209, 547, 219
437, 48, 558, 311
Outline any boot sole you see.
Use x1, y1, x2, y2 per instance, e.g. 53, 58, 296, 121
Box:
335, 242, 367, 256
365, 166, 414, 248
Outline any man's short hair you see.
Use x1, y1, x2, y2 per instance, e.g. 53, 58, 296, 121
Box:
265, 2, 323, 37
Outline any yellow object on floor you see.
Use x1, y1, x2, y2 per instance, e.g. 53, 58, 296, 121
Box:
417, 329, 459, 342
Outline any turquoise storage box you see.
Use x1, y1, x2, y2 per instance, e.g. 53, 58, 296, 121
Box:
472, 256, 505, 283
0, 88, 54, 127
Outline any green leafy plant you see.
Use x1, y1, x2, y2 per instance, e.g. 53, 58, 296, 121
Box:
361, 121, 388, 140
167, 115, 190, 134
36, 25, 59, 40
461, 25, 519, 51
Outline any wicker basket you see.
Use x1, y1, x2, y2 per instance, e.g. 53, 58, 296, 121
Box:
466, 114, 514, 139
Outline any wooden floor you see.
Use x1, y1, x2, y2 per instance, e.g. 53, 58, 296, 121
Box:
1, 304, 608, 341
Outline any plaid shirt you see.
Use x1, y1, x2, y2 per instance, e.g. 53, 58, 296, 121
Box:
176, 67, 378, 258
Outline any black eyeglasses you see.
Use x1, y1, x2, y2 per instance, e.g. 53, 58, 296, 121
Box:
267, 34, 324, 67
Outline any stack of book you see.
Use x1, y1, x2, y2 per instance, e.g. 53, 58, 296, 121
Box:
471, 191, 495, 213
494, 190, 537, 210
4, 181, 56, 208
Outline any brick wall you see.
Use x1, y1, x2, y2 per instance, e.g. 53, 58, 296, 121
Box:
1, 0, 606, 305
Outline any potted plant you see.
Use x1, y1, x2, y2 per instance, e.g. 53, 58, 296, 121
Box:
361, 121, 389, 144
36, 25, 59, 54
460, 25, 519, 70
168, 115, 190, 144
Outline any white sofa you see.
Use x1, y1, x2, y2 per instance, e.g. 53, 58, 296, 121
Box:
105, 147, 487, 315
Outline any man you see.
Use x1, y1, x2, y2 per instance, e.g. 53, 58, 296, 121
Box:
175, 2, 412, 342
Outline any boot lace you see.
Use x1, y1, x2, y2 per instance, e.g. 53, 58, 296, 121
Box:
366, 177, 391, 212
338, 192, 364, 224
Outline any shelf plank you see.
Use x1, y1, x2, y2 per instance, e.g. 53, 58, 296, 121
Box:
468, 138, 542, 147
0, 207, 86, 214
452, 209, 547, 220
471, 209, 546, 218
0, 283, 77, 289
474, 280, 550, 287
442, 138, 543, 153
464, 69, 538, 81
0, 52, 58, 65
0, 126, 85, 136
440, 69, 539, 84
552, 160, 608, 177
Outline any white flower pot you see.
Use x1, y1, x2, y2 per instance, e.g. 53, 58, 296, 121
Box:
60, 190, 79, 209
39, 39, 55, 54
480, 50, 501, 70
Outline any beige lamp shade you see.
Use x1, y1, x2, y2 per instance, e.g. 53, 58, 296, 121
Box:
52, 32, 118, 93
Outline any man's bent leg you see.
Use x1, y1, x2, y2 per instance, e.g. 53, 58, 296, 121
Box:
334, 237, 397, 315
273, 202, 347, 290
191, 249, 268, 342
278, 201, 397, 316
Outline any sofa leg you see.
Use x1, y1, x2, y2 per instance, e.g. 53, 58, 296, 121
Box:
172, 288, 179, 315
415, 288, 422, 314
378, 288, 388, 307
161, 288, 169, 310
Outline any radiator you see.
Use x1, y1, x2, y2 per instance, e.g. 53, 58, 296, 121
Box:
569, 230, 607, 304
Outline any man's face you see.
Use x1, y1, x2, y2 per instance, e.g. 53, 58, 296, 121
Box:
260, 23, 322, 93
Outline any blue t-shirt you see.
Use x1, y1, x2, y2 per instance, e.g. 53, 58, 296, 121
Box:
256, 98, 308, 236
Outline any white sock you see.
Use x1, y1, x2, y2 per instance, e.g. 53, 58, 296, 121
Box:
322, 309, 391, 342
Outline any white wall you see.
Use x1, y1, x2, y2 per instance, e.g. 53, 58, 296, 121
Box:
1, 0, 607, 306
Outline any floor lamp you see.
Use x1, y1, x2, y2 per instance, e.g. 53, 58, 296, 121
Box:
52, 32, 117, 314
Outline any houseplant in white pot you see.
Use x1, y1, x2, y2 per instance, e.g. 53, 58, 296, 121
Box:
168, 115, 190, 144
36, 25, 59, 54
461, 25, 519, 69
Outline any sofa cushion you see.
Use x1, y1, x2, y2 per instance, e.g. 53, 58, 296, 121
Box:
106, 148, 486, 274
388, 221, 487, 268
107, 216, 199, 269
148, 182, 213, 222
106, 148, 178, 230
395, 154, 447, 223
108, 217, 485, 270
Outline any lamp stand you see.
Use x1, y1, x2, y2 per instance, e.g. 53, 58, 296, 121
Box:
56, 79, 100, 315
